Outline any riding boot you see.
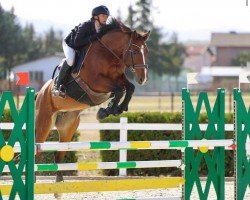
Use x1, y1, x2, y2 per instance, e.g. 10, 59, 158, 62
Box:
54, 60, 71, 97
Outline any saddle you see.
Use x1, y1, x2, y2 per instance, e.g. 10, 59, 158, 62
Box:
53, 47, 111, 106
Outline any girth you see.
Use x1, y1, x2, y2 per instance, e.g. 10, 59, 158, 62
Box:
64, 74, 111, 106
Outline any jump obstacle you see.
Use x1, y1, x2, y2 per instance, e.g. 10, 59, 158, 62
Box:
0, 88, 250, 200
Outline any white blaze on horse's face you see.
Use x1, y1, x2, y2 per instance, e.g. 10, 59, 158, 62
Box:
124, 31, 150, 85
140, 45, 148, 85
133, 43, 148, 85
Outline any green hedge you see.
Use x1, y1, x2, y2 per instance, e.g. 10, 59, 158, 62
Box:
100, 112, 234, 177
2, 109, 79, 176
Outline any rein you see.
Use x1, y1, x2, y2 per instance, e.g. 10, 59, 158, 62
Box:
97, 35, 148, 73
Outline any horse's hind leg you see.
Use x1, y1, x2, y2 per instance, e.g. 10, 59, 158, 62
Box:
54, 110, 81, 182
35, 100, 57, 159
35, 102, 57, 183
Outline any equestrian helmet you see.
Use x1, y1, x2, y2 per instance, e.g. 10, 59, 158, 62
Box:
92, 5, 110, 16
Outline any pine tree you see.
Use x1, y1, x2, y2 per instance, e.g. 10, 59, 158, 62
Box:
22, 23, 45, 61
125, 4, 136, 29
116, 7, 122, 21
44, 27, 63, 56
0, 5, 24, 85
135, 0, 152, 31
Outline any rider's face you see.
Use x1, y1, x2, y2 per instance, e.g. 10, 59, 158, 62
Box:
96, 14, 108, 25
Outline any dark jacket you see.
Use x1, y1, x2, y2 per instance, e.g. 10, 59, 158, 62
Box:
65, 19, 97, 50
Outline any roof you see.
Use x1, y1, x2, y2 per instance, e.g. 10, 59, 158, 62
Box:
12, 54, 64, 71
210, 32, 250, 47
185, 44, 208, 56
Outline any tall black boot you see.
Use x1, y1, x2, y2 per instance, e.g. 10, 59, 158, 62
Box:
54, 60, 71, 97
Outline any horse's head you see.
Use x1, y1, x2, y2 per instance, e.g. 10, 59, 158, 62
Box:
100, 19, 150, 85
123, 30, 150, 85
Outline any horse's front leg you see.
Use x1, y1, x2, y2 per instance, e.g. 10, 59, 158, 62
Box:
116, 78, 135, 114
97, 86, 124, 120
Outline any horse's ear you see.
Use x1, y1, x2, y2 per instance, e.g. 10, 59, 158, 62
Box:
142, 31, 151, 41
133, 30, 138, 38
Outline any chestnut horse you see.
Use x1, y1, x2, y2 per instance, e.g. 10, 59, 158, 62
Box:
35, 19, 150, 181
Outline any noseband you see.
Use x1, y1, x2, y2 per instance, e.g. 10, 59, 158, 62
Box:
97, 34, 148, 73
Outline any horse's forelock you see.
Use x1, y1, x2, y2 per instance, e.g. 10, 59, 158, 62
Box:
132, 30, 150, 42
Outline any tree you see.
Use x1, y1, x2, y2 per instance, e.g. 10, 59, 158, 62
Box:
135, 0, 152, 31
43, 27, 63, 56
146, 27, 162, 75
116, 7, 122, 21
132, 0, 185, 78
231, 52, 250, 66
21, 23, 45, 62
125, 4, 136, 29
123, 0, 185, 92
161, 33, 185, 77
0, 5, 24, 86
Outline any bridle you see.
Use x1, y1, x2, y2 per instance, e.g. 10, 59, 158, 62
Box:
97, 33, 148, 73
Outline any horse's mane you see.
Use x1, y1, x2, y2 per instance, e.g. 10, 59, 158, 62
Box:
99, 18, 132, 34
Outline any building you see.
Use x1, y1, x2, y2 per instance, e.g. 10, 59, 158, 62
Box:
209, 32, 250, 66
12, 54, 64, 92
199, 66, 246, 91
192, 32, 250, 91
183, 43, 213, 72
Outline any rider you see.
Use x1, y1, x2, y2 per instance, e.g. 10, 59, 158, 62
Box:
54, 5, 110, 97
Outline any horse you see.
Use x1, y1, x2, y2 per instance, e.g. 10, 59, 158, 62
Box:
35, 19, 150, 182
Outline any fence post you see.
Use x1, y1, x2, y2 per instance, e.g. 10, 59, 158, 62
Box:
171, 92, 174, 112
119, 117, 128, 176
158, 91, 161, 110
26, 87, 35, 200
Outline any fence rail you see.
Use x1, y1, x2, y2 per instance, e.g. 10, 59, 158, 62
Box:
1, 118, 238, 176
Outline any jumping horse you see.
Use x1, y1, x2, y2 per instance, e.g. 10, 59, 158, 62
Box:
35, 18, 150, 182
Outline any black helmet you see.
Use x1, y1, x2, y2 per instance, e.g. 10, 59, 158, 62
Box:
92, 5, 110, 16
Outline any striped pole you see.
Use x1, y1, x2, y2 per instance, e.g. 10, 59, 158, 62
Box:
2, 160, 182, 172
31, 139, 235, 153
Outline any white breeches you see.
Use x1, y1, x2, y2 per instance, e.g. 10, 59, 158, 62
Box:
62, 40, 75, 66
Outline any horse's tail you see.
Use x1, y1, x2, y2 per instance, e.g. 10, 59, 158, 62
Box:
52, 65, 59, 79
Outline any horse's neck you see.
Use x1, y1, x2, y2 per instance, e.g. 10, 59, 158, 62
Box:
78, 45, 125, 93
80, 32, 129, 80
80, 43, 124, 80
102, 31, 129, 53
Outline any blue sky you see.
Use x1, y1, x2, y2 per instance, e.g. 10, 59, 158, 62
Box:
1, 0, 250, 42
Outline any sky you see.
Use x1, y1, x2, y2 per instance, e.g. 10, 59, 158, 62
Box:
1, 0, 250, 42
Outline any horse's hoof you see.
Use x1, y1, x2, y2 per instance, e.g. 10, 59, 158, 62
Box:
54, 193, 63, 200
122, 106, 128, 112
97, 108, 109, 120
56, 173, 64, 183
